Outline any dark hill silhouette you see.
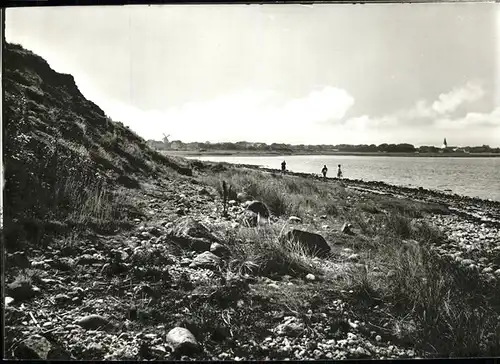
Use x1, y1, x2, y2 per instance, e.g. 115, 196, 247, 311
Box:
3, 42, 191, 246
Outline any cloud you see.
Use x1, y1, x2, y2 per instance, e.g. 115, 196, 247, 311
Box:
434, 106, 500, 129
431, 82, 485, 115
343, 81, 487, 132
100, 86, 355, 142
344, 114, 398, 130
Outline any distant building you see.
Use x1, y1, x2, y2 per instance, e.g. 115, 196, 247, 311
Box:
442, 138, 448, 149
170, 140, 183, 150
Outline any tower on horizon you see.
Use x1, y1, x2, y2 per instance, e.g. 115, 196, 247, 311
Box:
442, 137, 448, 149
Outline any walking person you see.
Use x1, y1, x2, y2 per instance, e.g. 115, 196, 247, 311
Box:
321, 165, 328, 179
337, 164, 343, 179
281, 160, 286, 173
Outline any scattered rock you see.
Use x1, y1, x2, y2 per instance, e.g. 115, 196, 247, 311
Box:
9, 251, 31, 268
347, 254, 360, 262
54, 294, 72, 305
282, 229, 331, 257
134, 284, 155, 297
77, 254, 101, 265
210, 242, 229, 257
189, 251, 221, 270
14, 334, 70, 360
274, 317, 305, 337
166, 327, 200, 355
5, 296, 15, 307
305, 273, 316, 281
169, 217, 218, 252
7, 280, 36, 301
82, 343, 106, 360
288, 216, 302, 223
341, 223, 354, 235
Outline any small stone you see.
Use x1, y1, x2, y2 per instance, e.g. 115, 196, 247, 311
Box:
341, 223, 354, 235
347, 253, 360, 262
288, 216, 302, 223
305, 274, 316, 281
166, 327, 200, 355
54, 294, 72, 305
375, 335, 382, 342
348, 320, 358, 329
83, 343, 106, 360
210, 242, 229, 257
5, 296, 14, 307
189, 251, 221, 270
76, 315, 112, 330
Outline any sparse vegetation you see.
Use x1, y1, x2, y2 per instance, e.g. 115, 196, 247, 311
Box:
201, 168, 346, 218
223, 224, 323, 279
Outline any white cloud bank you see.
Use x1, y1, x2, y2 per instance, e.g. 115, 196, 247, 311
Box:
99, 86, 355, 143
339, 81, 500, 145
431, 82, 485, 115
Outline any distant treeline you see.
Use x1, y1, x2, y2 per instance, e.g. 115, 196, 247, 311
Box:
146, 139, 500, 154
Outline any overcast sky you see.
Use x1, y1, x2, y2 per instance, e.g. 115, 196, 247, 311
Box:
6, 3, 500, 146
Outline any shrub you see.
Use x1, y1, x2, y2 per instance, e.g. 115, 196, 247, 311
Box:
224, 225, 322, 278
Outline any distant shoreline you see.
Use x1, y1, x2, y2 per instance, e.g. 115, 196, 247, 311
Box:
161, 150, 500, 158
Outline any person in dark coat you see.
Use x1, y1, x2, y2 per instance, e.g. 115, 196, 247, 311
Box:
337, 164, 343, 179
321, 165, 328, 178
281, 160, 286, 173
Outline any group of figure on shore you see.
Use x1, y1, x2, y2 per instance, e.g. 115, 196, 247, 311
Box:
281, 160, 342, 179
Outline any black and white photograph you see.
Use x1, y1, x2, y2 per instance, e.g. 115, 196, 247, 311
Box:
3, 1, 500, 360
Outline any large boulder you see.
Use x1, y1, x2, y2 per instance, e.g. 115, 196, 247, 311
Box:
75, 315, 113, 330
169, 217, 219, 252
8, 251, 31, 269
166, 327, 200, 355
210, 242, 230, 257
14, 334, 71, 360
246, 201, 270, 218
7, 280, 37, 301
239, 201, 271, 227
274, 316, 305, 337
282, 229, 331, 257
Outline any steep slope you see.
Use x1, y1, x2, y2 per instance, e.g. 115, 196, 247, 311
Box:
3, 42, 191, 245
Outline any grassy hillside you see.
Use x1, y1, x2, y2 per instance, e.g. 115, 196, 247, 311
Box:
3, 42, 191, 248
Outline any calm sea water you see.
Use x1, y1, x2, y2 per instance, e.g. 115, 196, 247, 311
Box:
188, 155, 500, 202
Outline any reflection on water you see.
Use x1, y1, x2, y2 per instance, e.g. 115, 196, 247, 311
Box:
188, 155, 500, 202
